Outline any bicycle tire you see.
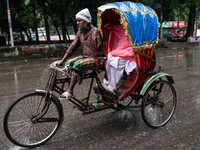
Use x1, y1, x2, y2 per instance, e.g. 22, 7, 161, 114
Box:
141, 80, 177, 128
3, 91, 62, 148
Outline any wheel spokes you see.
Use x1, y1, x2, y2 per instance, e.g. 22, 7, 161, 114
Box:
142, 81, 176, 128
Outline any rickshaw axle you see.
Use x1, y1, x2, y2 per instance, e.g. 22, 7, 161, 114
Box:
156, 101, 164, 108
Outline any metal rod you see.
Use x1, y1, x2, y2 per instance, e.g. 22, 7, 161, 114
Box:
6, 0, 14, 47
87, 74, 95, 99
178, 7, 179, 35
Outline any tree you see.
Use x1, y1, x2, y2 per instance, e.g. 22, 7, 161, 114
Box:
30, 0, 39, 44
37, 0, 51, 43
2, 0, 199, 46
177, 0, 199, 39
0, 0, 8, 34
185, 3, 196, 38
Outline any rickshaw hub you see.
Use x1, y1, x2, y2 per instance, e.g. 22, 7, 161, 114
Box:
156, 101, 164, 108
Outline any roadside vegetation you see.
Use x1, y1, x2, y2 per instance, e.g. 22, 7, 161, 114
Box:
0, 0, 199, 45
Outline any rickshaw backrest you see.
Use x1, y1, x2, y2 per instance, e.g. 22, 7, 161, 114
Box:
134, 47, 156, 72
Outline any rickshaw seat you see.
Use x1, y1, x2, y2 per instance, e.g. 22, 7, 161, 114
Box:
95, 64, 105, 73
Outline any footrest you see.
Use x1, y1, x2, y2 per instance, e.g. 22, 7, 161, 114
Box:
93, 86, 118, 101
83, 103, 112, 115
92, 103, 103, 108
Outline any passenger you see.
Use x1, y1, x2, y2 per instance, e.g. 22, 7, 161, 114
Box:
57, 8, 105, 100
103, 23, 136, 92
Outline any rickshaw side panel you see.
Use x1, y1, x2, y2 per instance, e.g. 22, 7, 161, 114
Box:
116, 69, 147, 100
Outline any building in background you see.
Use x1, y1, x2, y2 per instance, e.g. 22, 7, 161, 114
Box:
161, 21, 186, 39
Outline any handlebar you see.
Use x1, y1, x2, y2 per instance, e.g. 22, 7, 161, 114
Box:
49, 61, 79, 76
49, 65, 66, 72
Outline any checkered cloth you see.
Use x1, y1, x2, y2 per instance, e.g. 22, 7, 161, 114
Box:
65, 56, 96, 77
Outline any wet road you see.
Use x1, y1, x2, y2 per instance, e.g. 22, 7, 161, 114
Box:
1, 43, 200, 150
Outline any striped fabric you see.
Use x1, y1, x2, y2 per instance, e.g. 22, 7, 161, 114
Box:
65, 56, 96, 76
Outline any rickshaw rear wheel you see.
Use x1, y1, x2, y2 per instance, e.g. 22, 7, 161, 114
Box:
141, 80, 177, 128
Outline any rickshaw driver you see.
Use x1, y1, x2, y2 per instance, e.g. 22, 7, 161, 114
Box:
57, 8, 105, 100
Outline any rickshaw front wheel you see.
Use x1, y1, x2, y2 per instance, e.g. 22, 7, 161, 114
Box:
3, 92, 62, 148
141, 80, 177, 128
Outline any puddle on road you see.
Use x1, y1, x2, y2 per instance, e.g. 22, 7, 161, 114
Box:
2, 66, 49, 96
117, 110, 136, 123
8, 145, 25, 150
14, 69, 19, 95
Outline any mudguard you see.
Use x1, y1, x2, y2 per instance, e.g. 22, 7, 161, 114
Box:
140, 72, 174, 95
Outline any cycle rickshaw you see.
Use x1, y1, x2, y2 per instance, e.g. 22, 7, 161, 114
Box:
3, 2, 177, 148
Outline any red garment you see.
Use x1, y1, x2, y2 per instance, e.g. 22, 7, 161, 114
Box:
105, 24, 135, 62
66, 24, 105, 66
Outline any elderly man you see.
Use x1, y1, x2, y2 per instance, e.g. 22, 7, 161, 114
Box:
58, 8, 105, 100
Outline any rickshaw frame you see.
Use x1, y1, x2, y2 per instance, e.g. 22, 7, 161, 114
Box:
3, 63, 176, 148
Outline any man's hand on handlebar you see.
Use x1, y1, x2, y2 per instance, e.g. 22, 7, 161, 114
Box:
50, 60, 63, 67
57, 60, 64, 66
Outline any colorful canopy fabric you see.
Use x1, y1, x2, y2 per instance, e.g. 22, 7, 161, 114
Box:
97, 1, 159, 49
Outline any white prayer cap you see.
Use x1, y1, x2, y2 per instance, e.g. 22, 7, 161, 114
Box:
75, 8, 92, 23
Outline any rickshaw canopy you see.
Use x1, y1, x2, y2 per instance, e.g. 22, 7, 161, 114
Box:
97, 1, 159, 49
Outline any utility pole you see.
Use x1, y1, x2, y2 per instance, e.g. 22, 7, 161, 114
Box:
178, 7, 179, 37
6, 0, 14, 47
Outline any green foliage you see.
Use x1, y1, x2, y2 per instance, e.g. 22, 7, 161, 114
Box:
0, 0, 199, 40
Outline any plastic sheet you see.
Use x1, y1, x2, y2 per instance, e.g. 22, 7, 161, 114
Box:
97, 1, 158, 49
